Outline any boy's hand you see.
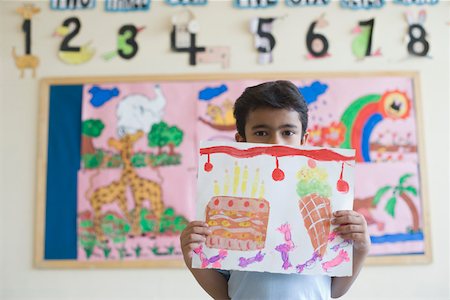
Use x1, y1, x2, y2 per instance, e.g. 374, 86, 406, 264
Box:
180, 221, 212, 267
332, 210, 371, 254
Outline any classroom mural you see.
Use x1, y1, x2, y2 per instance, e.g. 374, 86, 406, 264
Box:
36, 73, 429, 267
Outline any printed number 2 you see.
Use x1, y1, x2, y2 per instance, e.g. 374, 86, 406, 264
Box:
60, 17, 81, 52
407, 24, 429, 57
256, 18, 276, 53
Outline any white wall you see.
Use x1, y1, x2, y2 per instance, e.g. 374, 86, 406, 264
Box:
1, 1, 449, 299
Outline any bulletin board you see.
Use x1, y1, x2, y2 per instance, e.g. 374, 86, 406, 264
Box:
35, 72, 431, 268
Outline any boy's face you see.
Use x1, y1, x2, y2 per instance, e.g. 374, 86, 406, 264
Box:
235, 108, 308, 146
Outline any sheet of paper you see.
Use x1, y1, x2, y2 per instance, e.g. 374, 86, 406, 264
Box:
193, 141, 355, 276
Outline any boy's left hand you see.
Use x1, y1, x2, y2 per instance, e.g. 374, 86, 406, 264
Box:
332, 210, 371, 254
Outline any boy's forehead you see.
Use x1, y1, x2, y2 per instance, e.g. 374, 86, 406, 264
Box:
245, 107, 302, 128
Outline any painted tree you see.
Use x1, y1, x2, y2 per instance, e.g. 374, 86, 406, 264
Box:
81, 119, 105, 155
148, 121, 183, 156
372, 173, 420, 232
165, 125, 183, 155
148, 121, 169, 154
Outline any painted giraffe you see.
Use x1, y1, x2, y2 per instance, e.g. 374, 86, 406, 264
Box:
89, 131, 164, 240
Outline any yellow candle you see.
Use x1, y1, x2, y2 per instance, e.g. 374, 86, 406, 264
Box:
259, 180, 265, 199
214, 180, 220, 195
224, 170, 230, 194
241, 165, 248, 195
233, 161, 241, 195
251, 168, 260, 198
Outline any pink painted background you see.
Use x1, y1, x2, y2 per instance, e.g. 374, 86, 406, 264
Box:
76, 76, 425, 261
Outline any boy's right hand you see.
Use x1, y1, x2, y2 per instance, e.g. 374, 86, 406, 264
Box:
180, 221, 212, 267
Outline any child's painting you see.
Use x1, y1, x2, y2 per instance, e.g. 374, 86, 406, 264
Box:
77, 83, 198, 262
193, 141, 356, 276
36, 72, 430, 268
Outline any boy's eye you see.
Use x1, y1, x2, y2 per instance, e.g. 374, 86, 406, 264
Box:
282, 131, 296, 136
254, 131, 268, 136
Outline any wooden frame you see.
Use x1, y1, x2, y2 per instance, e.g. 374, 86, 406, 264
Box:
35, 72, 431, 268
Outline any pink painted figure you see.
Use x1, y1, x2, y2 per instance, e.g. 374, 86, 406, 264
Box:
275, 223, 295, 270
328, 231, 338, 242
278, 223, 294, 249
194, 245, 228, 269
321, 249, 350, 272
296, 251, 321, 273
238, 251, 265, 268
330, 240, 352, 252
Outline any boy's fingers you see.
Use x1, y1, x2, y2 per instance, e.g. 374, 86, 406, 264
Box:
334, 210, 359, 217
339, 232, 366, 241
334, 224, 364, 234
331, 215, 361, 225
181, 233, 207, 247
191, 226, 212, 235
188, 221, 209, 228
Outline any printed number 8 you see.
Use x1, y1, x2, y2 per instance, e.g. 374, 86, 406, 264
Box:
407, 24, 429, 57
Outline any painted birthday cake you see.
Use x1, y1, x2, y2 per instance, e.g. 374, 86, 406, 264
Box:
205, 196, 270, 251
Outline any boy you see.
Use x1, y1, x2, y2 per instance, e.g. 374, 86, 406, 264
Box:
180, 81, 370, 299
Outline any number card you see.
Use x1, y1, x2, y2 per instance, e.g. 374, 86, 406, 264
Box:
103, 24, 145, 60
394, 0, 438, 5
50, 0, 96, 10
285, 0, 330, 7
234, 0, 278, 9
404, 10, 430, 57
305, 14, 330, 60
104, 0, 151, 12
165, 0, 207, 6
13, 4, 40, 78
250, 17, 281, 64
340, 0, 385, 10
351, 18, 382, 60
54, 17, 95, 65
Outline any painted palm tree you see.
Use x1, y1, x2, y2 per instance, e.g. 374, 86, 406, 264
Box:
372, 173, 420, 232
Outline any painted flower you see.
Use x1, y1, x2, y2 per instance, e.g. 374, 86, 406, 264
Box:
308, 125, 323, 146
322, 121, 346, 147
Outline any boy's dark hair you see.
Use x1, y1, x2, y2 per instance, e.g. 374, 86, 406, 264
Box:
233, 80, 309, 138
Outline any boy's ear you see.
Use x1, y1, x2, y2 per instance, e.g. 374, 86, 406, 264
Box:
235, 133, 246, 142
301, 132, 309, 146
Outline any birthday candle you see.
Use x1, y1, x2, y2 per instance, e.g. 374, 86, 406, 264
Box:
233, 162, 241, 195
251, 168, 260, 198
241, 166, 248, 195
214, 180, 220, 196
259, 180, 265, 199
224, 170, 230, 194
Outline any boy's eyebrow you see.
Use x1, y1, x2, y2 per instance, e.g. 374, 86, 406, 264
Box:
251, 124, 298, 130
278, 124, 298, 129
251, 124, 271, 130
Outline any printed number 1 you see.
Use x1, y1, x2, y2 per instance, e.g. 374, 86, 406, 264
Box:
22, 19, 31, 55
